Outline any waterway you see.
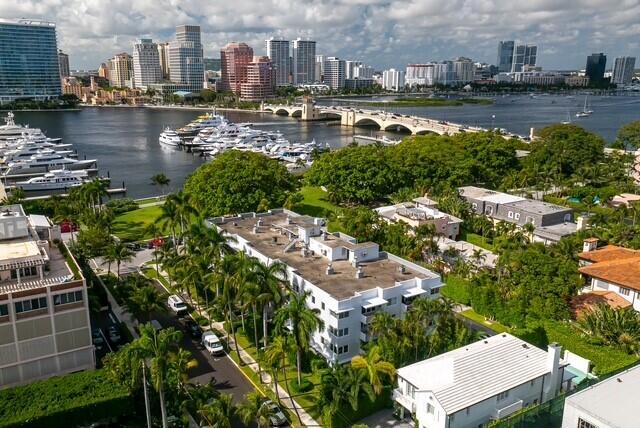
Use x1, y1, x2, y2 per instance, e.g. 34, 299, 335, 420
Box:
11, 93, 640, 198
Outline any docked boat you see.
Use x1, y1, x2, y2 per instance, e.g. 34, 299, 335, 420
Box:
1, 147, 75, 164
0, 112, 50, 142
14, 169, 93, 191
176, 113, 228, 138
159, 127, 182, 147
3, 152, 97, 174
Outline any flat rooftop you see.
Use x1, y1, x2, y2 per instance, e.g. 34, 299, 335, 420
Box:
503, 198, 572, 215
215, 211, 438, 300
534, 222, 578, 240
564, 365, 640, 428
458, 186, 524, 205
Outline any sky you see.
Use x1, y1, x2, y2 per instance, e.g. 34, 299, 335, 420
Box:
2, 0, 639, 71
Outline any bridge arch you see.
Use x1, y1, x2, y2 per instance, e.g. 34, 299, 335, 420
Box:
274, 108, 290, 116
415, 129, 443, 136
290, 109, 302, 117
353, 117, 383, 129
383, 123, 413, 134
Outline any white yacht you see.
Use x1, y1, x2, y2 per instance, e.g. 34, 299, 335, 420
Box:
176, 113, 228, 138
15, 169, 91, 191
159, 127, 182, 147
1, 147, 75, 164
3, 152, 96, 174
0, 112, 48, 142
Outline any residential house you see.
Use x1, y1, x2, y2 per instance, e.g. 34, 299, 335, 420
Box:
208, 209, 444, 364
394, 333, 568, 428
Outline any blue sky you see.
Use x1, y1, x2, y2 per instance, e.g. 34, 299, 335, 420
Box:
2, 0, 639, 71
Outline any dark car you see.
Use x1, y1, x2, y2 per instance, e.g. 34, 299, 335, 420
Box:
184, 319, 202, 339
92, 328, 105, 350
262, 400, 287, 426
107, 325, 121, 343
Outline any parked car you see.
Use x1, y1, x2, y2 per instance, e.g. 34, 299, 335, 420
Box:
150, 319, 163, 331
184, 319, 202, 339
125, 242, 141, 251
107, 325, 121, 343
91, 328, 104, 350
60, 221, 78, 233
262, 400, 287, 426
202, 331, 224, 356
167, 295, 188, 316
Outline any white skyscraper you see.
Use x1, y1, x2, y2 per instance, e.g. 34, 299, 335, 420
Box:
382, 68, 405, 91
157, 42, 170, 80
132, 38, 162, 90
353, 64, 374, 79
406, 64, 434, 87
323, 57, 345, 89
453, 57, 474, 84
315, 55, 325, 82
345, 60, 362, 79
169, 25, 204, 91
612, 56, 636, 85
292, 38, 316, 85
265, 37, 290, 86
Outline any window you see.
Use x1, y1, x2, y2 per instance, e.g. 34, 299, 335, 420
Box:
15, 297, 48, 314
577, 418, 599, 428
485, 206, 494, 215
311, 296, 316, 304
339, 311, 350, 319
465, 408, 470, 415
321, 302, 325, 310
387, 297, 397, 305
426, 403, 434, 414
525, 216, 535, 225
620, 287, 631, 296
564, 213, 572, 222
0, 304, 8, 316
10, 266, 38, 279
53, 290, 83, 306
508, 211, 514, 219
329, 326, 349, 337
332, 344, 349, 354
471, 203, 478, 210
430, 288, 440, 295
514, 213, 521, 220
497, 390, 509, 401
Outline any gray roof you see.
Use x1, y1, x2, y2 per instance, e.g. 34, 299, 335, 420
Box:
564, 365, 640, 428
503, 199, 572, 215
534, 223, 578, 241
397, 333, 553, 414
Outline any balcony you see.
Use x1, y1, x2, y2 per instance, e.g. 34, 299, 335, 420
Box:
392, 388, 415, 414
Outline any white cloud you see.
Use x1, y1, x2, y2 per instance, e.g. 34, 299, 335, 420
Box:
1, 0, 638, 70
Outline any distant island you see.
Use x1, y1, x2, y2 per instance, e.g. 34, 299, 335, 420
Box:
364, 97, 494, 107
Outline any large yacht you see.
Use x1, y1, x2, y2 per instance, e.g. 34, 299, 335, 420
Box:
15, 169, 92, 191
159, 127, 182, 147
1, 147, 76, 164
3, 152, 97, 174
0, 112, 48, 142
176, 113, 228, 138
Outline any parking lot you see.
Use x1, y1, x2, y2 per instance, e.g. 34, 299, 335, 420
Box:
91, 308, 130, 366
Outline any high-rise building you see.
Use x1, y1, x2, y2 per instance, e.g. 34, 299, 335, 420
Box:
612, 56, 636, 85
265, 38, 290, 86
315, 55, 326, 82
169, 25, 204, 92
0, 19, 61, 104
406, 64, 434, 87
345, 60, 362, 79
241, 56, 275, 100
292, 38, 316, 85
220, 42, 254, 95
157, 42, 170, 80
511, 44, 537, 72
382, 68, 405, 91
453, 57, 474, 83
0, 204, 94, 389
323, 57, 345, 89
585, 53, 607, 83
108, 53, 132, 88
97, 63, 109, 80
497, 40, 515, 73
353, 64, 374, 79
132, 39, 162, 90
57, 50, 69, 79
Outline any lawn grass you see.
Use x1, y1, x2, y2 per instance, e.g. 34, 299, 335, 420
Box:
135, 196, 166, 205
112, 205, 167, 241
459, 229, 495, 251
460, 309, 511, 334
142, 267, 170, 289
297, 186, 340, 217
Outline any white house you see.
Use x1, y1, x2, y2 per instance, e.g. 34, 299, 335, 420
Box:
394, 333, 568, 428
578, 239, 640, 312
208, 209, 443, 364
561, 365, 640, 428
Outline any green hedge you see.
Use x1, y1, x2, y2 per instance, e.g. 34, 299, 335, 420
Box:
0, 369, 133, 428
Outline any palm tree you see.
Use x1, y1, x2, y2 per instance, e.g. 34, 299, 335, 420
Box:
114, 241, 134, 280
198, 393, 236, 428
251, 260, 287, 348
167, 347, 198, 393
237, 392, 272, 428
124, 284, 167, 323
274, 290, 324, 385
351, 345, 396, 395
136, 323, 183, 428
158, 199, 181, 247
145, 222, 164, 276
151, 173, 171, 196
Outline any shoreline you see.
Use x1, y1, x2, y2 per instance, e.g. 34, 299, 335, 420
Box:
80, 104, 268, 113
1, 108, 82, 112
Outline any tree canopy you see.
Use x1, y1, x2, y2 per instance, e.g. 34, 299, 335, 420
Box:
183, 150, 297, 216
615, 120, 640, 150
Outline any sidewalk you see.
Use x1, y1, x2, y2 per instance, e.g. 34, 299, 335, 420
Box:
146, 268, 320, 427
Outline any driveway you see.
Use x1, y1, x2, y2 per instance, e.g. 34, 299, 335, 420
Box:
356, 409, 413, 428
92, 248, 155, 276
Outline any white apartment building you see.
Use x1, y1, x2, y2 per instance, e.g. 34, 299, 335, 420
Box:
108, 53, 132, 88
208, 209, 444, 364
406, 64, 435, 87
375, 196, 462, 240
0, 205, 93, 388
353, 64, 374, 79
292, 39, 316, 85
395, 334, 568, 428
453, 58, 474, 84
345, 60, 362, 79
323, 57, 346, 89
132, 38, 162, 90
561, 365, 639, 428
382, 68, 405, 91
612, 56, 636, 85
265, 37, 290, 86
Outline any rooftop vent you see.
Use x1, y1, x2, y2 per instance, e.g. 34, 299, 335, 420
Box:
232, 221, 238, 226
272, 236, 278, 244
286, 215, 291, 225
398, 265, 406, 274
355, 266, 364, 279
326, 263, 334, 275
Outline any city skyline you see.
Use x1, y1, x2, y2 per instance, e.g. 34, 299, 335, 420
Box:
2, 1, 639, 71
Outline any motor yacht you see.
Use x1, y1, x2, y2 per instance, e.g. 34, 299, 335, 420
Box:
159, 127, 183, 147
3, 152, 97, 174
1, 147, 76, 164
15, 169, 93, 191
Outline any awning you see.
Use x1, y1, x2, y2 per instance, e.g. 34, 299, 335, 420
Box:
363, 297, 388, 309
402, 287, 428, 298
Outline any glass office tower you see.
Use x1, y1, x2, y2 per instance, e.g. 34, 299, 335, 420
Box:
0, 19, 61, 104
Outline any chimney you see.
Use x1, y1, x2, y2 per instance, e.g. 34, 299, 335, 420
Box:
322, 231, 328, 241
582, 237, 599, 253
543, 342, 562, 401
253, 222, 259, 234
352, 255, 359, 268
326, 263, 334, 275
355, 266, 364, 279
576, 215, 589, 231
398, 265, 406, 274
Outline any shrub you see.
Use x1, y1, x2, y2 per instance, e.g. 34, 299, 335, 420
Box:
0, 369, 133, 428
106, 198, 139, 215
290, 378, 313, 393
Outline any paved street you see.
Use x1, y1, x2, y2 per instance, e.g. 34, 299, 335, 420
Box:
92, 247, 155, 276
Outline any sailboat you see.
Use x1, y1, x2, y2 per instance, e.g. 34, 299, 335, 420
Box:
575, 96, 592, 117
561, 111, 571, 125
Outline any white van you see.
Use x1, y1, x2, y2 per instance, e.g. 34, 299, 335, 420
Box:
167, 295, 188, 315
202, 331, 224, 356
